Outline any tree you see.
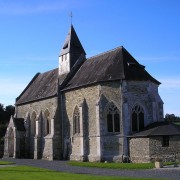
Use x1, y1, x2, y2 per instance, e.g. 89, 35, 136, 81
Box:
5, 105, 15, 116
0, 103, 15, 145
164, 114, 180, 122
0, 103, 4, 112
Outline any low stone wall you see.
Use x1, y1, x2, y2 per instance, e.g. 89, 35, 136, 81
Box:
129, 136, 180, 163
129, 137, 150, 163
149, 136, 180, 162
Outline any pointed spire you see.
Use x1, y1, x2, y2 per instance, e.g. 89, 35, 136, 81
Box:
59, 25, 86, 75
60, 25, 86, 56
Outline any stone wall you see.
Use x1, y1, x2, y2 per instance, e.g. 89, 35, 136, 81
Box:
149, 136, 180, 162
129, 137, 150, 163
16, 97, 57, 121
100, 81, 124, 161
62, 85, 99, 161
123, 81, 163, 131
70, 136, 82, 160
63, 81, 125, 162
62, 80, 163, 162
15, 97, 62, 160
122, 81, 163, 157
102, 136, 123, 162
129, 136, 180, 163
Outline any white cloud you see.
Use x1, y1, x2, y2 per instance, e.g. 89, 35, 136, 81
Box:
159, 78, 180, 89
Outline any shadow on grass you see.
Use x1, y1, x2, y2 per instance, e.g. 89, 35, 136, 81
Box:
0, 166, 55, 172
0, 169, 54, 172
0, 161, 15, 165
0, 166, 169, 180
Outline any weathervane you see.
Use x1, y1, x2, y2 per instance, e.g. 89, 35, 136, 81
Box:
69, 12, 73, 25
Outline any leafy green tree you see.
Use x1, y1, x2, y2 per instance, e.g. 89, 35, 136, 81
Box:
0, 103, 15, 144
0, 103, 4, 112
164, 114, 180, 122
5, 105, 15, 116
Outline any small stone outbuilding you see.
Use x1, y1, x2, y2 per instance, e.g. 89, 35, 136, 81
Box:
129, 122, 180, 163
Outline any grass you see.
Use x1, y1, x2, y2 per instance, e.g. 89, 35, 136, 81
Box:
0, 161, 15, 165
68, 161, 155, 169
174, 122, 180, 126
164, 161, 179, 166
0, 165, 167, 180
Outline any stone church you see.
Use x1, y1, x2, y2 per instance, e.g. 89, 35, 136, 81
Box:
5, 25, 179, 163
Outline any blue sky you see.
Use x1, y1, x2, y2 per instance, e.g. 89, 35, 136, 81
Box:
0, 0, 180, 116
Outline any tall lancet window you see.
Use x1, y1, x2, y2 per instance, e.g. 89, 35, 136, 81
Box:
132, 105, 144, 132
44, 110, 51, 136
73, 106, 80, 134
106, 103, 120, 133
31, 112, 36, 136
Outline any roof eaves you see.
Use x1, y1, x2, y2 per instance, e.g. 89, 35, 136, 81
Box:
16, 73, 40, 103
16, 94, 57, 106
61, 78, 124, 92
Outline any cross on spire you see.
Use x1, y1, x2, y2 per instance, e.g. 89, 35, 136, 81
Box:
69, 12, 73, 25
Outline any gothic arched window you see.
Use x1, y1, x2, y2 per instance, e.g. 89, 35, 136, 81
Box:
44, 110, 51, 136
73, 106, 80, 134
132, 105, 144, 132
31, 112, 36, 136
107, 104, 120, 133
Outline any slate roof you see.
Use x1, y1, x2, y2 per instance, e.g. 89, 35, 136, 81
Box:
60, 25, 86, 56
16, 46, 160, 105
15, 25, 161, 105
16, 68, 60, 105
63, 46, 160, 91
129, 122, 180, 137
14, 118, 25, 131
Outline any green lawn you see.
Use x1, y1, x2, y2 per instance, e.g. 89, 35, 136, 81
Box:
0, 161, 15, 165
174, 122, 180, 126
68, 161, 155, 169
0, 166, 167, 180
163, 161, 179, 166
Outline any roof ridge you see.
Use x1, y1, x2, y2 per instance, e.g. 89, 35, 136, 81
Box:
40, 68, 58, 75
87, 46, 123, 60
147, 126, 161, 136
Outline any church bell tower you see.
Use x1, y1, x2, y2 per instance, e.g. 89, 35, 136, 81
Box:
59, 25, 86, 75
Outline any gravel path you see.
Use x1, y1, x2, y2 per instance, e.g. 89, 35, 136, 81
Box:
2, 158, 180, 180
